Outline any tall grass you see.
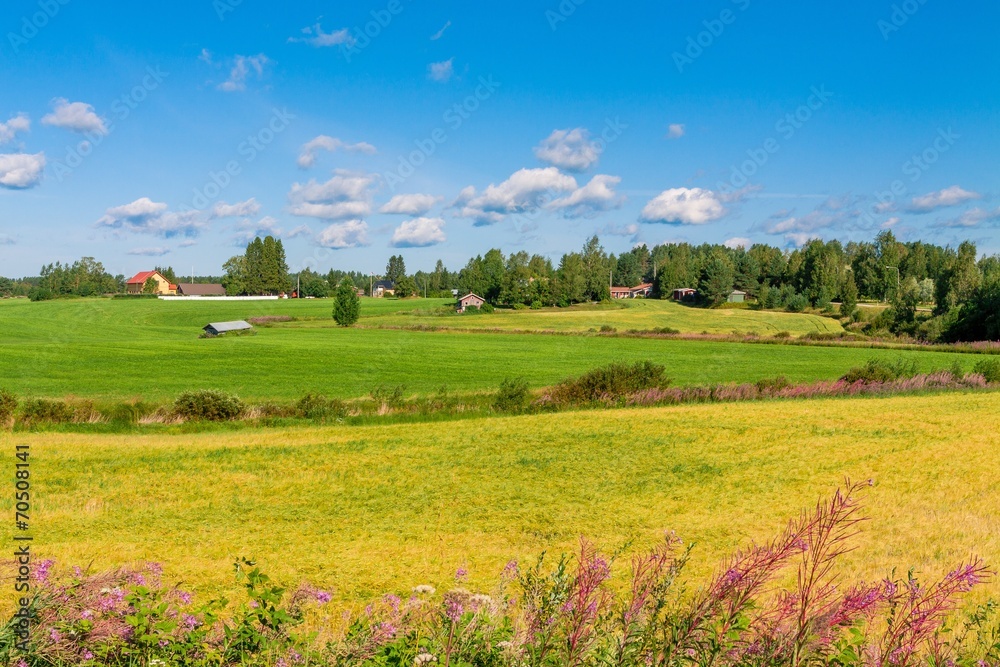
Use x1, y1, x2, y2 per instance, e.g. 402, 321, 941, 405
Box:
4, 483, 997, 667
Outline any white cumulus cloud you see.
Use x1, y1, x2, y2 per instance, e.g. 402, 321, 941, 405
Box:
534, 128, 599, 172
218, 54, 270, 92
666, 123, 685, 139
428, 58, 454, 82
95, 197, 204, 237
547, 174, 623, 217
456, 167, 577, 225
640, 188, 726, 225
0, 152, 45, 189
316, 220, 369, 248
907, 186, 981, 213
288, 170, 379, 220
724, 237, 752, 249
391, 217, 446, 247
379, 193, 442, 216
297, 135, 377, 168
41, 99, 107, 135
210, 198, 261, 219
0, 114, 30, 144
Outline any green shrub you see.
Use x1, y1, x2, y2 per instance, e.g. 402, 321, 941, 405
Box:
785, 293, 809, 312
840, 358, 919, 384
480, 302, 495, 313
0, 389, 17, 426
599, 324, 616, 333
107, 401, 156, 424
551, 361, 670, 405
21, 398, 74, 424
296, 393, 347, 420
774, 330, 792, 339
173, 390, 245, 421
494, 377, 530, 414
370, 384, 405, 408
973, 358, 1000, 384
755, 376, 791, 393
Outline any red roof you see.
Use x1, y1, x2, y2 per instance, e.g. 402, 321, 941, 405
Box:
126, 270, 159, 285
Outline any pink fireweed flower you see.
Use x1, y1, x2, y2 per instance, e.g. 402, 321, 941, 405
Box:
455, 566, 468, 581
183, 614, 199, 630
177, 590, 192, 605
384, 593, 402, 612
445, 597, 464, 623
314, 590, 332, 604
33, 559, 54, 584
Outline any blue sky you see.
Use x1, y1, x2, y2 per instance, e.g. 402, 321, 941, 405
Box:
1, 0, 998, 278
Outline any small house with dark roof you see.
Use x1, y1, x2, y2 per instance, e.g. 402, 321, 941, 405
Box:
126, 271, 176, 295
203, 320, 253, 336
672, 288, 697, 301
456, 293, 485, 313
372, 280, 395, 297
177, 283, 226, 296
727, 290, 748, 303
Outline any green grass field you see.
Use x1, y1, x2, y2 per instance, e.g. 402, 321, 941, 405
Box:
6, 391, 999, 604
358, 298, 845, 335
0, 298, 977, 401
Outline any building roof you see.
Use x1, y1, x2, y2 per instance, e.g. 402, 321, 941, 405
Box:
178, 283, 226, 296
632, 283, 654, 290
373, 280, 395, 289
203, 320, 253, 333
126, 270, 161, 285
730, 290, 748, 295
458, 293, 484, 302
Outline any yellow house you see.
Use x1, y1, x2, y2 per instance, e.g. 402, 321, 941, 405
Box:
125, 271, 177, 295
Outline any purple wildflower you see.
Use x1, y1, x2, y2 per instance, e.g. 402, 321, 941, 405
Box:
455, 566, 468, 582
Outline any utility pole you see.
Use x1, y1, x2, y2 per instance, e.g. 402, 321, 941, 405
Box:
297, 274, 300, 298
370, 272, 373, 297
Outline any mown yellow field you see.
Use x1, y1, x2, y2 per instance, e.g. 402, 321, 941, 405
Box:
4, 391, 999, 607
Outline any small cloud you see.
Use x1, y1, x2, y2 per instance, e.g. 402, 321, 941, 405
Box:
455, 167, 577, 225
287, 170, 379, 220
127, 247, 171, 256
907, 185, 980, 213
881, 216, 900, 229
210, 198, 261, 219
666, 123, 685, 139
547, 174, 623, 218
428, 58, 454, 82
534, 128, 599, 172
95, 197, 204, 237
936, 207, 1000, 229
640, 187, 726, 225
233, 215, 283, 244
0, 152, 46, 189
316, 220, 369, 248
724, 237, 752, 249
218, 54, 270, 92
0, 114, 31, 144
601, 223, 640, 243
0, 234, 16, 245
198, 48, 213, 64
41, 99, 107, 135
289, 23, 353, 47
379, 193, 442, 216
784, 232, 821, 247
297, 135, 377, 169
285, 224, 313, 239
391, 217, 446, 247
430, 20, 452, 40
177, 239, 198, 248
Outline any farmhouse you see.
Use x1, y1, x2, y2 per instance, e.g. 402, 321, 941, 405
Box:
126, 271, 176, 295
610, 283, 655, 299
456, 293, 485, 313
177, 283, 226, 296
203, 320, 253, 336
728, 290, 748, 303
372, 280, 395, 297
672, 288, 697, 301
